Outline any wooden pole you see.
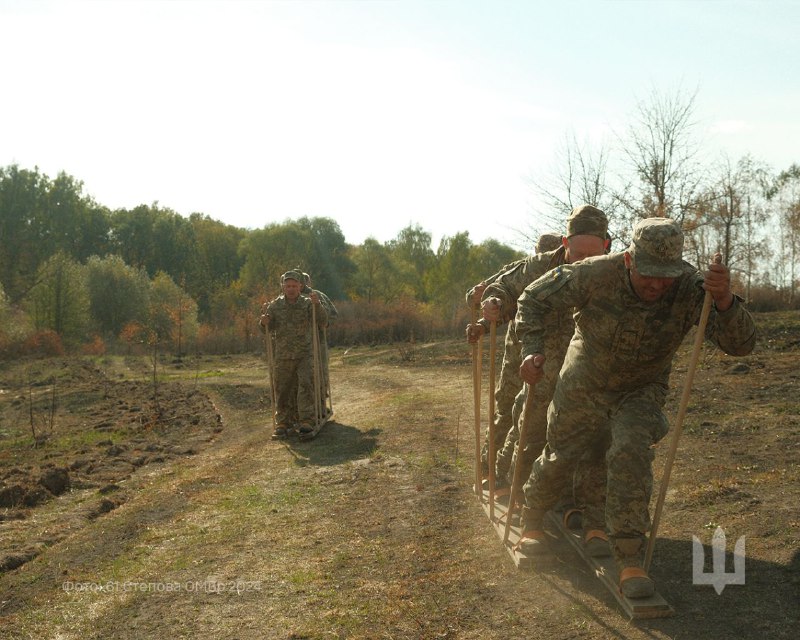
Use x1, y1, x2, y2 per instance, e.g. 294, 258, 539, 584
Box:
323, 326, 333, 419
645, 264, 718, 570
487, 319, 497, 521
472, 311, 482, 496
264, 330, 277, 428
311, 302, 323, 428
504, 383, 535, 544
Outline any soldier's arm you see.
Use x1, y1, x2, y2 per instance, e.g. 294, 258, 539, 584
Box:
481, 254, 552, 326
515, 262, 587, 359
466, 257, 527, 310
699, 260, 756, 356
310, 294, 328, 327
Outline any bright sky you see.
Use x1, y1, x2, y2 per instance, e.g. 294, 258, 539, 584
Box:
2, 0, 798, 249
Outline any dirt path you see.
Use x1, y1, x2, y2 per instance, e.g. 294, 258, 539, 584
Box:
1, 329, 798, 639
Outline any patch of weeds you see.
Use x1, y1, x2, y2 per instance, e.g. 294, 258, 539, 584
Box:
52, 429, 128, 450
289, 568, 318, 587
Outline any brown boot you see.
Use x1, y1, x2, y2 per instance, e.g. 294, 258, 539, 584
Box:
516, 507, 548, 555
584, 529, 611, 558
613, 536, 654, 598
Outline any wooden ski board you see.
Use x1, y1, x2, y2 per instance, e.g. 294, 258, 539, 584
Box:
297, 409, 334, 441
545, 511, 675, 619
479, 491, 557, 570
478, 492, 674, 619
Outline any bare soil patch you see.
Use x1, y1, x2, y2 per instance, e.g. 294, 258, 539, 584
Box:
0, 312, 798, 639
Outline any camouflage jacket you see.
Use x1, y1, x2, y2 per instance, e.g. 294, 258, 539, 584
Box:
476, 247, 574, 367
263, 295, 328, 360
464, 258, 526, 310
311, 288, 338, 322
516, 252, 757, 392
480, 246, 566, 326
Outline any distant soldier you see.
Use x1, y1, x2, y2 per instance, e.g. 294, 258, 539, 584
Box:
259, 270, 328, 438
515, 217, 756, 598
467, 206, 609, 495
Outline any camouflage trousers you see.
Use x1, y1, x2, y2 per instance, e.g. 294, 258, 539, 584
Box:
523, 381, 669, 562
274, 356, 316, 427
480, 327, 522, 477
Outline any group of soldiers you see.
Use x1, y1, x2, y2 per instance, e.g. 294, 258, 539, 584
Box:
259, 270, 337, 439
466, 205, 756, 598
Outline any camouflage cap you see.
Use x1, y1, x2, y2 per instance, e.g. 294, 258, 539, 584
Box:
628, 217, 684, 277
280, 270, 304, 284
536, 233, 563, 254
566, 204, 608, 239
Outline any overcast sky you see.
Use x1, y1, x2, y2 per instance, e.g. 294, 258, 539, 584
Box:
2, 0, 798, 249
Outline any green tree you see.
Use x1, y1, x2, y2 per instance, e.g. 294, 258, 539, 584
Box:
387, 224, 435, 301
190, 213, 246, 318
42, 172, 110, 261
425, 232, 477, 326
0, 165, 48, 303
26, 252, 90, 345
239, 217, 354, 301
86, 254, 151, 337
295, 217, 354, 300
348, 238, 409, 304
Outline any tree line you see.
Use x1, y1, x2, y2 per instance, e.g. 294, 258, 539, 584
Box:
2, 89, 798, 359
0, 164, 523, 357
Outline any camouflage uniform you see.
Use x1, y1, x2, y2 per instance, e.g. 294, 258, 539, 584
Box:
476, 247, 569, 484
263, 289, 328, 428
516, 222, 756, 570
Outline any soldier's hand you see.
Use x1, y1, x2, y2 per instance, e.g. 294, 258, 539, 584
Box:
310, 292, 320, 304
481, 297, 501, 323
519, 354, 545, 385
471, 282, 487, 307
466, 323, 485, 344
704, 253, 734, 311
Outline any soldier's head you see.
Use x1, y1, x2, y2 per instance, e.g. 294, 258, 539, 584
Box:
280, 270, 304, 302
624, 217, 684, 303
564, 204, 609, 263
299, 271, 313, 293
536, 233, 562, 254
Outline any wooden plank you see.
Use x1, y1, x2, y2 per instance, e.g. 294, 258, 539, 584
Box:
546, 511, 674, 619
478, 492, 674, 618
480, 491, 557, 570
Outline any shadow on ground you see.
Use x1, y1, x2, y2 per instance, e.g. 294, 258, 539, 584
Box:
539, 533, 798, 639
283, 421, 381, 467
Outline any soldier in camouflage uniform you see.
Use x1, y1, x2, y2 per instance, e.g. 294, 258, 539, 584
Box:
515, 217, 756, 598
259, 270, 328, 438
466, 206, 609, 490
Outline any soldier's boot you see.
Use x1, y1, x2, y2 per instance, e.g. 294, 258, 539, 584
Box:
516, 507, 548, 556
583, 529, 611, 558
612, 536, 655, 598
580, 504, 609, 556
